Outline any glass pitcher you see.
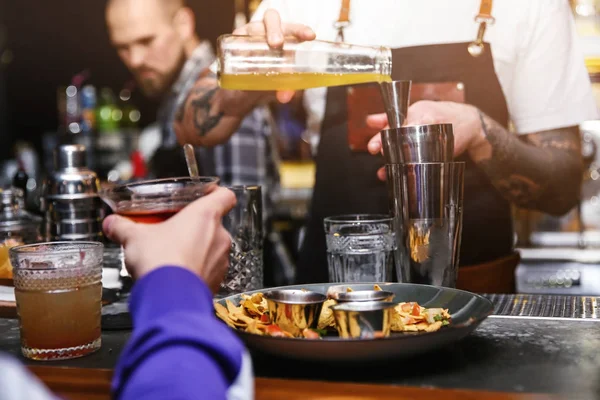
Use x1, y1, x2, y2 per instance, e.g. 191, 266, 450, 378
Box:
217, 34, 392, 91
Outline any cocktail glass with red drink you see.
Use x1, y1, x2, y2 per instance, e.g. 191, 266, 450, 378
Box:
100, 176, 220, 223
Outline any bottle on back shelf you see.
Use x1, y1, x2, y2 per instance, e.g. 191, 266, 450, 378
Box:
118, 87, 141, 134
79, 84, 97, 170
96, 88, 120, 136
81, 85, 97, 135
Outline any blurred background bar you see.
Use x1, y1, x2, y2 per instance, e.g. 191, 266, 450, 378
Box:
4, 1, 600, 293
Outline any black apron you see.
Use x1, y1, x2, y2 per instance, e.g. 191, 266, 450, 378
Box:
297, 42, 513, 284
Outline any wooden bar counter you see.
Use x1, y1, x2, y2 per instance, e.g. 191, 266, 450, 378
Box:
1, 313, 599, 399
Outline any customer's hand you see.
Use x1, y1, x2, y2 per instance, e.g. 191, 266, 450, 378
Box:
366, 100, 482, 180
233, 8, 316, 104
102, 187, 237, 293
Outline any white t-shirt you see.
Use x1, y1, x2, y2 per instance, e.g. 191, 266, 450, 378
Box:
252, 0, 599, 135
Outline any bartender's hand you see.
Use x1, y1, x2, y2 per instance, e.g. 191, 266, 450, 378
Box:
234, 8, 316, 103
102, 187, 237, 293
366, 100, 484, 180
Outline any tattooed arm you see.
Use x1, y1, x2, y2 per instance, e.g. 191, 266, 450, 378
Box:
470, 112, 582, 216
173, 10, 316, 147
173, 70, 270, 147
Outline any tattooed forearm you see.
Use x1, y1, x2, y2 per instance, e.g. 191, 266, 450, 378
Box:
173, 68, 271, 147
474, 111, 582, 215
190, 86, 223, 137
178, 71, 224, 137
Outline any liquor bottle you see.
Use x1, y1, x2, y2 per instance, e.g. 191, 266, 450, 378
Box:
118, 84, 141, 136
80, 85, 97, 134
218, 35, 392, 91
96, 88, 122, 135
79, 84, 97, 170
12, 164, 28, 196
64, 85, 81, 135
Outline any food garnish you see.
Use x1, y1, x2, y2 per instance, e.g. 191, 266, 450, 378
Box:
0, 238, 24, 280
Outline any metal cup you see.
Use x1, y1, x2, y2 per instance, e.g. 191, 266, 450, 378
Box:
331, 301, 397, 339
379, 80, 411, 129
381, 123, 454, 165
264, 289, 326, 337
387, 162, 465, 287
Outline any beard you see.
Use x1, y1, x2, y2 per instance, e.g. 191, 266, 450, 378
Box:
134, 52, 187, 99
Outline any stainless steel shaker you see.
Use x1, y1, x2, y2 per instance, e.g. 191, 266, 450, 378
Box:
386, 161, 465, 286
42, 144, 105, 241
379, 80, 465, 287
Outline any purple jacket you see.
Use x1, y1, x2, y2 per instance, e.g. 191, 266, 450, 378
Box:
112, 267, 253, 400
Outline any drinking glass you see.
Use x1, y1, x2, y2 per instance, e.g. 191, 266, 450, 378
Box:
99, 176, 219, 278
217, 34, 392, 91
220, 186, 263, 296
324, 214, 395, 283
99, 176, 220, 222
9, 241, 103, 360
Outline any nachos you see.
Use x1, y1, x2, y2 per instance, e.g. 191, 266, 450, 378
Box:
214, 285, 451, 339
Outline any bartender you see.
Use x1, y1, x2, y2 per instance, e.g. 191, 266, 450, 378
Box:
175, 0, 598, 292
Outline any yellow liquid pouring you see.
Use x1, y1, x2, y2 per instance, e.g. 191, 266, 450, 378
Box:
219, 72, 392, 91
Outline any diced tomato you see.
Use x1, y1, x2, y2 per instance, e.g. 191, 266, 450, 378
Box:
302, 329, 320, 339
411, 303, 421, 316
260, 314, 270, 323
264, 324, 287, 337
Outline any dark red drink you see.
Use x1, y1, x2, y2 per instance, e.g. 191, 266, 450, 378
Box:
117, 208, 184, 224
100, 177, 219, 224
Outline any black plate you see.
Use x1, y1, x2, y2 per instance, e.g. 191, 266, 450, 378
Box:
215, 282, 493, 362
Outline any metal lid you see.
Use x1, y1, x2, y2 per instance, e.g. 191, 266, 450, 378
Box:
329, 290, 395, 303
331, 301, 398, 312
55, 144, 87, 169
0, 188, 42, 233
43, 144, 100, 200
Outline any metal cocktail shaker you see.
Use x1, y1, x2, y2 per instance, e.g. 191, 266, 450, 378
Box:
386, 161, 465, 287
42, 144, 105, 242
379, 81, 465, 287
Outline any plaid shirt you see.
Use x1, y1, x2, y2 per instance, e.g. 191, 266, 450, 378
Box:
158, 42, 280, 220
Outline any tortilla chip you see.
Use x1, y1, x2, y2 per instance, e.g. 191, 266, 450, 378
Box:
318, 299, 337, 330
425, 321, 442, 332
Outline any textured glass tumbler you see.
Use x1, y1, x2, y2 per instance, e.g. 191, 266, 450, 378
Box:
324, 214, 395, 283
9, 242, 103, 361
220, 186, 263, 295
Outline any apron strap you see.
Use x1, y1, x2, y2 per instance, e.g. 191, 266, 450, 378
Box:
468, 0, 495, 57
334, 0, 351, 42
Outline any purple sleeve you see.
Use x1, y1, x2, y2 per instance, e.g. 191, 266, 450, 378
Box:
112, 267, 250, 400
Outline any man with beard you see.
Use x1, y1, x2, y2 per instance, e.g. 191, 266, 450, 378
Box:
105, 0, 282, 286
105, 0, 279, 201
